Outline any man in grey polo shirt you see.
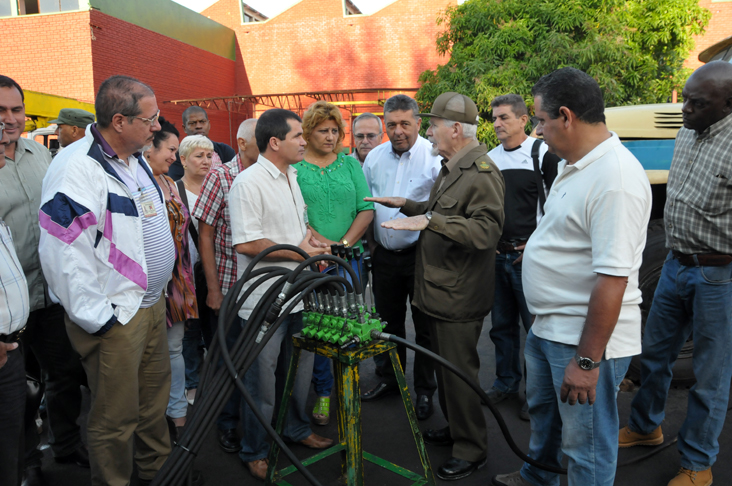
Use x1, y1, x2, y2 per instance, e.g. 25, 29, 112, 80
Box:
0, 75, 88, 486
50, 108, 95, 148
228, 108, 333, 480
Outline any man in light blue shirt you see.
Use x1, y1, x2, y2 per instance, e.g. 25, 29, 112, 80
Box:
361, 95, 441, 420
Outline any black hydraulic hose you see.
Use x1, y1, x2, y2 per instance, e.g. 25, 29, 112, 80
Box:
288, 254, 363, 295
374, 331, 568, 475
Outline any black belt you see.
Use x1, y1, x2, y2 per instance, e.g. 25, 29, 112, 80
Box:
380, 245, 416, 254
0, 327, 25, 343
497, 240, 525, 253
672, 251, 732, 267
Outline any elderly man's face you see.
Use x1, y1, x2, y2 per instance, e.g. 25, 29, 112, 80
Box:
425, 118, 454, 158
353, 117, 382, 161
123, 95, 161, 152
56, 124, 84, 148
681, 73, 732, 133
0, 86, 26, 144
185, 111, 211, 137
384, 109, 420, 155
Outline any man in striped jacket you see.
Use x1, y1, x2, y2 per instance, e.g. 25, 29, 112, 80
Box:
38, 75, 176, 486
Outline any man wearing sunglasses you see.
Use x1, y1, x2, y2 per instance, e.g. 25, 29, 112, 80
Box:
39, 75, 176, 486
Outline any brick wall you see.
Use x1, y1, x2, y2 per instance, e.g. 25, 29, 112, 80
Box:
89, 10, 238, 146
687, 0, 732, 70
203, 0, 455, 95
0, 11, 96, 102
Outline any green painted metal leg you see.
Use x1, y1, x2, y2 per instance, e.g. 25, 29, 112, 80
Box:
340, 359, 364, 486
265, 347, 302, 485
389, 348, 435, 486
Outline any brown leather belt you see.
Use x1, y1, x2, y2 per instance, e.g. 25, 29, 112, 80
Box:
672, 251, 732, 267
0, 328, 24, 343
498, 240, 523, 253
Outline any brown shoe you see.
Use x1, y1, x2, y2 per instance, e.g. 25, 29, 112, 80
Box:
667, 467, 713, 486
618, 425, 664, 448
299, 433, 334, 449
245, 458, 269, 481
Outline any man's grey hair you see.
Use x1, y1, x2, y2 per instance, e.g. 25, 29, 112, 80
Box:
237, 118, 257, 141
352, 112, 383, 132
442, 119, 478, 140
383, 94, 419, 119
182, 105, 208, 127
490, 94, 529, 118
95, 75, 154, 129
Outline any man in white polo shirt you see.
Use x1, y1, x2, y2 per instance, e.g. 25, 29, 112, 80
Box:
492, 68, 651, 486
228, 108, 333, 480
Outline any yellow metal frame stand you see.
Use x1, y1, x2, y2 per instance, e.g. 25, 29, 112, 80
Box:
265, 335, 435, 486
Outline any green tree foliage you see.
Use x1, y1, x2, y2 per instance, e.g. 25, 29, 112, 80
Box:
416, 0, 710, 148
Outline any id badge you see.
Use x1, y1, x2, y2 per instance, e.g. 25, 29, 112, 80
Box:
303, 205, 309, 225
141, 200, 157, 217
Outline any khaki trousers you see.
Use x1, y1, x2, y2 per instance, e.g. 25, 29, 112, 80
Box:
66, 296, 172, 486
430, 317, 488, 462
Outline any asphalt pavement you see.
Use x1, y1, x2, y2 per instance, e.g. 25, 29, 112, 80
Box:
35, 312, 732, 486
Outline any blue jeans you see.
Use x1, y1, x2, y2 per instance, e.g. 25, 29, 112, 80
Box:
182, 325, 204, 390
166, 322, 187, 419
490, 252, 533, 393
239, 312, 314, 462
628, 252, 732, 471
520, 330, 631, 486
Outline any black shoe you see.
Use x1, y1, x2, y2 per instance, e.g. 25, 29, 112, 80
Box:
484, 388, 519, 405
416, 394, 433, 420
54, 444, 90, 468
519, 401, 529, 421
218, 428, 240, 453
436, 456, 487, 481
361, 382, 398, 401
423, 426, 454, 446
22, 467, 47, 486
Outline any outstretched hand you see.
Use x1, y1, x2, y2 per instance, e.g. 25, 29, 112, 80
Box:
381, 215, 429, 232
364, 196, 407, 208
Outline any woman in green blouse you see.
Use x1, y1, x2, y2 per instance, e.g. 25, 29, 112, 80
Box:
295, 100, 374, 425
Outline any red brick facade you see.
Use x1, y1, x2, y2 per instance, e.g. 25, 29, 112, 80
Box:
203, 0, 455, 95
687, 0, 732, 70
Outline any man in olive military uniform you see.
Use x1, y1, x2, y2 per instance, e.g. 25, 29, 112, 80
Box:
366, 92, 505, 481
50, 108, 95, 148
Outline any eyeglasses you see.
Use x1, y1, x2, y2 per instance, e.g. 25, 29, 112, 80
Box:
0, 122, 4, 138
124, 110, 160, 126
354, 133, 381, 141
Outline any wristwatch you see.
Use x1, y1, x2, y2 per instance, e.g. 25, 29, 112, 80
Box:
575, 354, 601, 371
341, 239, 349, 246
425, 211, 433, 222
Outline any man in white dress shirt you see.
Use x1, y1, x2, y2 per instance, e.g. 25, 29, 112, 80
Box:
228, 108, 333, 480
361, 95, 442, 420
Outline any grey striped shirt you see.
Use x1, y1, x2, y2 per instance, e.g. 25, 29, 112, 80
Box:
665, 113, 732, 254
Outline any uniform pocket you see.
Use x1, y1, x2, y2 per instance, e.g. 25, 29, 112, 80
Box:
423, 264, 459, 288
437, 195, 457, 210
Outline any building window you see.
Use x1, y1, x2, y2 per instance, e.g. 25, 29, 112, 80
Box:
17, 0, 79, 14
241, 2, 267, 23
0, 0, 14, 16
343, 0, 362, 16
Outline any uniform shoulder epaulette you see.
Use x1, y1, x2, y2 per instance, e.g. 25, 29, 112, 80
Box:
475, 155, 493, 172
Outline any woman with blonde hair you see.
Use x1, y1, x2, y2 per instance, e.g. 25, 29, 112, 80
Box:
295, 100, 374, 425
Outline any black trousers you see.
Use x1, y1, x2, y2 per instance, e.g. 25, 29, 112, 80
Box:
371, 245, 436, 396
0, 345, 26, 486
22, 304, 87, 466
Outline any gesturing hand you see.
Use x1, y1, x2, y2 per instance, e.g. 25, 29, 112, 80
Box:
381, 215, 429, 232
560, 358, 599, 406
364, 196, 407, 208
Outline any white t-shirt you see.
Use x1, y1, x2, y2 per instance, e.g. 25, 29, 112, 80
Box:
522, 133, 652, 359
228, 155, 307, 319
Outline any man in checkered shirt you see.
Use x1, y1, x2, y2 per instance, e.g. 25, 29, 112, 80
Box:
619, 61, 732, 486
191, 118, 258, 454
